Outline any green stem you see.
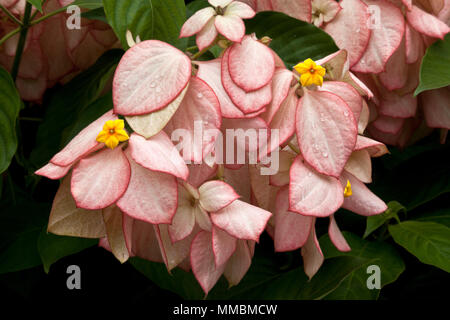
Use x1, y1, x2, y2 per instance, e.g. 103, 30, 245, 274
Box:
18, 116, 43, 122
191, 43, 215, 61
0, 4, 23, 25
10, 2, 32, 81
288, 142, 300, 154
29, 6, 67, 26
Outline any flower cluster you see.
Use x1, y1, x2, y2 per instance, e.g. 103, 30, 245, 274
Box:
36, 0, 391, 294
0, 0, 119, 100
243, 0, 450, 146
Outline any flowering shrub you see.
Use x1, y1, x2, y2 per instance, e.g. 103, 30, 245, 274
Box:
0, 0, 449, 301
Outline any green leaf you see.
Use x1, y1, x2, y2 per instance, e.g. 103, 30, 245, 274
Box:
186, 0, 209, 17
415, 34, 450, 95
389, 221, 450, 273
26, 0, 43, 12
364, 201, 404, 238
30, 49, 123, 169
72, 0, 104, 9
414, 208, 450, 228
245, 11, 339, 68
320, 232, 405, 300
38, 228, 97, 273
102, 0, 187, 50
81, 7, 107, 23
0, 67, 21, 174
0, 201, 49, 274
130, 258, 204, 299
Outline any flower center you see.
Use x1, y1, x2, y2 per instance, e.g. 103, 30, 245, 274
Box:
96, 119, 130, 149
344, 180, 352, 197
293, 58, 326, 87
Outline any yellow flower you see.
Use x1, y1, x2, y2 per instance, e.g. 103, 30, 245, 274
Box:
294, 58, 326, 87
96, 119, 129, 149
344, 180, 352, 197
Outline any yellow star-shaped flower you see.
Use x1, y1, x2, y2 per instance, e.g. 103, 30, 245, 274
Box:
294, 58, 326, 87
96, 119, 129, 149
344, 180, 352, 197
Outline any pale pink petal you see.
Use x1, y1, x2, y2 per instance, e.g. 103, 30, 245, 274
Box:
212, 226, 237, 266
35, 162, 71, 180
421, 87, 450, 130
221, 117, 268, 154
271, 0, 312, 22
222, 48, 272, 113
261, 68, 294, 124
372, 115, 405, 135
289, 156, 344, 217
125, 85, 188, 139
274, 186, 313, 252
316, 50, 349, 81
199, 180, 240, 212
113, 40, 191, 115
165, 77, 222, 163
155, 225, 193, 271
224, 240, 252, 286
215, 15, 245, 42
168, 184, 196, 242
379, 39, 408, 90
50, 110, 116, 167
209, 0, 233, 7
196, 59, 263, 118
328, 215, 351, 252
358, 100, 370, 134
248, 164, 279, 212
123, 215, 163, 262
354, 135, 389, 157
228, 35, 275, 92
187, 163, 218, 188
180, 7, 216, 37
319, 81, 363, 124
71, 147, 131, 210
116, 151, 177, 224
210, 200, 271, 241
340, 170, 387, 216
378, 90, 418, 118
190, 231, 226, 295
103, 206, 129, 263
352, 0, 405, 73
196, 18, 219, 51
225, 1, 255, 18
344, 149, 372, 183
407, 5, 450, 39
405, 23, 425, 64
48, 175, 106, 238
129, 132, 188, 180
223, 165, 251, 203
301, 223, 324, 279
324, 0, 371, 67
296, 89, 357, 177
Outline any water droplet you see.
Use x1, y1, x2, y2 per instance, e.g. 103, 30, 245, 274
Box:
322, 152, 328, 158
197, 93, 203, 99
344, 110, 349, 117
356, 28, 360, 33
150, 82, 156, 88
156, 87, 161, 93
204, 121, 209, 125
307, 172, 312, 177
320, 113, 325, 122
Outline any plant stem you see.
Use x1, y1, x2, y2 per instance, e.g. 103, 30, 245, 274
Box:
18, 117, 43, 122
10, 2, 32, 81
191, 43, 215, 61
288, 142, 300, 154
0, 4, 23, 25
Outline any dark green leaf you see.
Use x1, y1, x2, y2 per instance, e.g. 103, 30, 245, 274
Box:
72, 0, 104, 9
186, 0, 209, 18
364, 201, 404, 238
30, 49, 122, 168
415, 34, 450, 95
26, 0, 43, 12
389, 221, 450, 273
320, 232, 405, 300
102, 0, 187, 50
414, 208, 450, 228
245, 11, 339, 68
0, 67, 21, 174
81, 7, 107, 23
0, 201, 49, 274
38, 228, 97, 273
130, 258, 204, 299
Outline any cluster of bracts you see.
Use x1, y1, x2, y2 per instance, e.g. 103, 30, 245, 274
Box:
1, 0, 447, 294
